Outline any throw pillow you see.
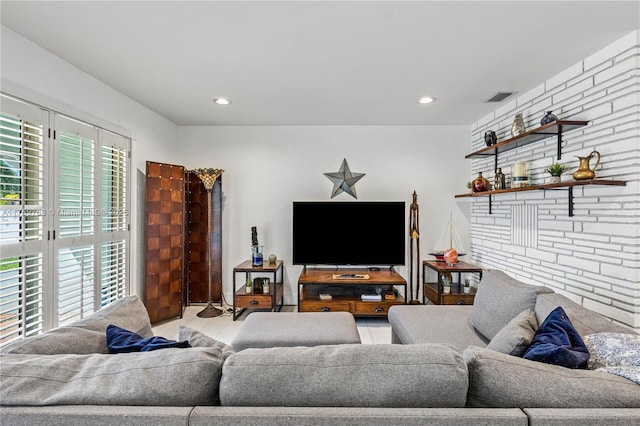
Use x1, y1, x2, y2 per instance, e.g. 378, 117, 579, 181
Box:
522, 306, 589, 369
597, 366, 640, 385
471, 270, 553, 340
487, 309, 538, 356
178, 326, 235, 360
106, 324, 190, 353
584, 332, 640, 369
584, 332, 640, 384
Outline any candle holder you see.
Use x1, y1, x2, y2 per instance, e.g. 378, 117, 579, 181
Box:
511, 161, 529, 188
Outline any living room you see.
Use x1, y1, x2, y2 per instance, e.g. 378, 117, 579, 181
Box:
1, 1, 638, 331
1, 1, 640, 424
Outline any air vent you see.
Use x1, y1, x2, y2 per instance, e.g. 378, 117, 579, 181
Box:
486, 92, 513, 103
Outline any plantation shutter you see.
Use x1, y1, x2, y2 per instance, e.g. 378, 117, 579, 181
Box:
0, 96, 48, 342
99, 129, 129, 305
53, 114, 97, 325
0, 94, 131, 345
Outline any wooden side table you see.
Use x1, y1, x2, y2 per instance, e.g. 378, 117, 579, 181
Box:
422, 260, 483, 305
232, 260, 284, 320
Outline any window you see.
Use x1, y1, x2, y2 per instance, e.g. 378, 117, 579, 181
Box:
0, 94, 130, 345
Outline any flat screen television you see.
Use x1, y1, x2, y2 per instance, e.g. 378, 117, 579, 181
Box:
292, 201, 406, 266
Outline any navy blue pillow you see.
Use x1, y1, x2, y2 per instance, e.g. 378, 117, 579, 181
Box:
106, 324, 190, 353
522, 306, 589, 369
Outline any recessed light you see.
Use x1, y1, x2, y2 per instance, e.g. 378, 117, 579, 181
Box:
418, 96, 436, 104
213, 98, 231, 105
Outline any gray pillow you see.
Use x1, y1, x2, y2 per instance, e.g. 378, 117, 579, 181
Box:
472, 270, 553, 340
1, 295, 153, 355
463, 346, 640, 408
178, 326, 234, 360
0, 347, 225, 406
220, 343, 468, 408
487, 309, 538, 356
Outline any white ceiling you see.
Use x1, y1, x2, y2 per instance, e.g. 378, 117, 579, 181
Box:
1, 1, 638, 126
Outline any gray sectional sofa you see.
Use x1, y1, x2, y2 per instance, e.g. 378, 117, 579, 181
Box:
1, 270, 639, 425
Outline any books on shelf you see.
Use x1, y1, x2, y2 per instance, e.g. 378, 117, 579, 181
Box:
361, 294, 382, 302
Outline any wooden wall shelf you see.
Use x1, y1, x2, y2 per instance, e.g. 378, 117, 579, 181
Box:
455, 179, 627, 216
466, 120, 589, 162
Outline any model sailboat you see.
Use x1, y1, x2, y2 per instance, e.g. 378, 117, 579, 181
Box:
429, 213, 466, 261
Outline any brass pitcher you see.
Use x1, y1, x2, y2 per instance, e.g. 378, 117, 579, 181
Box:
572, 150, 600, 180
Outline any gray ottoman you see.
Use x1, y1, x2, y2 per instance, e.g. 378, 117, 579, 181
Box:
230, 312, 361, 351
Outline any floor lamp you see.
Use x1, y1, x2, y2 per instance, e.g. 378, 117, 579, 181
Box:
192, 167, 225, 318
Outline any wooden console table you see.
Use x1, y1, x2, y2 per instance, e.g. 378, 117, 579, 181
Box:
423, 260, 483, 305
232, 260, 284, 320
298, 268, 406, 317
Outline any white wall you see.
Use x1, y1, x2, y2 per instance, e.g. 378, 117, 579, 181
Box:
0, 26, 181, 297
178, 125, 470, 304
469, 30, 640, 329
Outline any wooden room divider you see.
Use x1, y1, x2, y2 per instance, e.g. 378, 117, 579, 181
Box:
143, 161, 222, 323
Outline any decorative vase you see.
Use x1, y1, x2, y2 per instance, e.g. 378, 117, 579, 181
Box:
251, 245, 263, 267
511, 113, 525, 137
472, 172, 490, 192
494, 167, 505, 190
540, 111, 557, 126
573, 150, 601, 180
268, 253, 277, 263
484, 130, 497, 146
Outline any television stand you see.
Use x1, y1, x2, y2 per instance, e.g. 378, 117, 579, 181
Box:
298, 268, 406, 317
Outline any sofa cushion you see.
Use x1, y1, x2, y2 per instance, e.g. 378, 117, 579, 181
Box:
535, 293, 635, 337
486, 309, 538, 356
1, 295, 153, 355
0, 347, 225, 406
472, 270, 553, 340
463, 346, 640, 408
522, 307, 589, 369
219, 343, 468, 408
106, 324, 190, 353
388, 305, 488, 351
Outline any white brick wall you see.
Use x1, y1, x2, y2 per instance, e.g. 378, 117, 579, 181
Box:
468, 30, 640, 330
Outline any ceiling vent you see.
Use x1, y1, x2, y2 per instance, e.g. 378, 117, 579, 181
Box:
486, 92, 513, 103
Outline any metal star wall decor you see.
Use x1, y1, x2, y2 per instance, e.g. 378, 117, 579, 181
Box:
324, 159, 365, 199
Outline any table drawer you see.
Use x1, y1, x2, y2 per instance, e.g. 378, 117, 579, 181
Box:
235, 294, 273, 309
299, 300, 352, 313
354, 301, 395, 315
439, 293, 475, 305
